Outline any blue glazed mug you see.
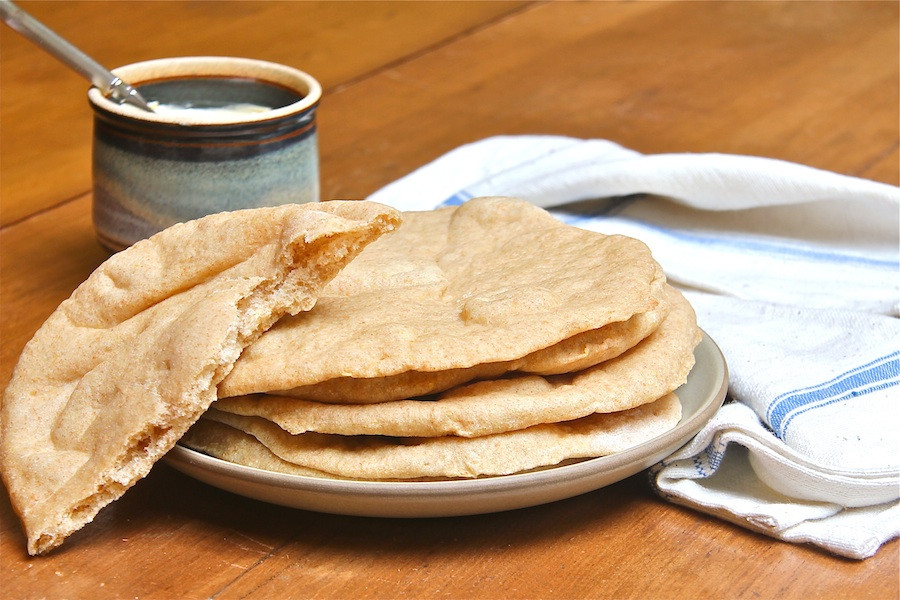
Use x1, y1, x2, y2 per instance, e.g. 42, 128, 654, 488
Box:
88, 56, 322, 251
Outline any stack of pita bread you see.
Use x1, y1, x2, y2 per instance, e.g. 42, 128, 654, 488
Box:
185, 197, 702, 480
1, 196, 700, 555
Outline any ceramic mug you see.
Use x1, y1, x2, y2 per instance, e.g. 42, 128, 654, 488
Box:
88, 56, 322, 251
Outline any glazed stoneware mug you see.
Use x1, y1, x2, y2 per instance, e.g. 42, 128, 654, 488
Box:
88, 56, 322, 251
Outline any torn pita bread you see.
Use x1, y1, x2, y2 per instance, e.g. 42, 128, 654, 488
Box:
196, 393, 682, 480
220, 197, 665, 399
215, 285, 698, 438
0, 201, 399, 555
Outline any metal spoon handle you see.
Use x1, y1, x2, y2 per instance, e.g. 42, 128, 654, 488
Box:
0, 0, 153, 111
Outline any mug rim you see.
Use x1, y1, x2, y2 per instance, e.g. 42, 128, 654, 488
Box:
88, 56, 322, 126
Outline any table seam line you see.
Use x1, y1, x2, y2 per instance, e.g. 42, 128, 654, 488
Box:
328, 1, 547, 95
853, 139, 900, 180
207, 534, 300, 600
0, 190, 91, 232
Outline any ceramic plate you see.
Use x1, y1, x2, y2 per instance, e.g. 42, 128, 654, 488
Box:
166, 332, 728, 518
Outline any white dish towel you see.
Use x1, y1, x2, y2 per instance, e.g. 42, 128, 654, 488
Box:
366, 135, 900, 560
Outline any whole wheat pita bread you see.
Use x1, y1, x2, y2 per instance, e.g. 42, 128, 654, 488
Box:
214, 285, 698, 438
220, 197, 664, 399
0, 201, 399, 555
279, 288, 668, 403
197, 393, 682, 480
181, 419, 342, 479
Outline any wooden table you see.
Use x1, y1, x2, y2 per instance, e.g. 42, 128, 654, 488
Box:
2, 2, 897, 598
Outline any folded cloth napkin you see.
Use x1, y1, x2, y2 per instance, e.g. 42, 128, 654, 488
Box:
367, 135, 900, 559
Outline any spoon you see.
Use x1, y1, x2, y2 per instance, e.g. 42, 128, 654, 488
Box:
0, 0, 154, 112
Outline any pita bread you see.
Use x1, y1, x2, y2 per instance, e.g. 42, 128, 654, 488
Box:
180, 419, 341, 479
0, 201, 399, 555
214, 285, 698, 438
279, 289, 668, 403
220, 197, 664, 399
197, 393, 682, 480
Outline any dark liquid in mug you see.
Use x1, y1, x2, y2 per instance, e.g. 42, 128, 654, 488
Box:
137, 77, 305, 112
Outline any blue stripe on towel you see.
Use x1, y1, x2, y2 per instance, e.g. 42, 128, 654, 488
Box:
437, 140, 586, 208
439, 190, 473, 207
767, 352, 900, 438
556, 210, 899, 269
438, 189, 897, 268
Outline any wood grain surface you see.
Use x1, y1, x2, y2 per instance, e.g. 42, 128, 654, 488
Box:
1, 1, 897, 598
